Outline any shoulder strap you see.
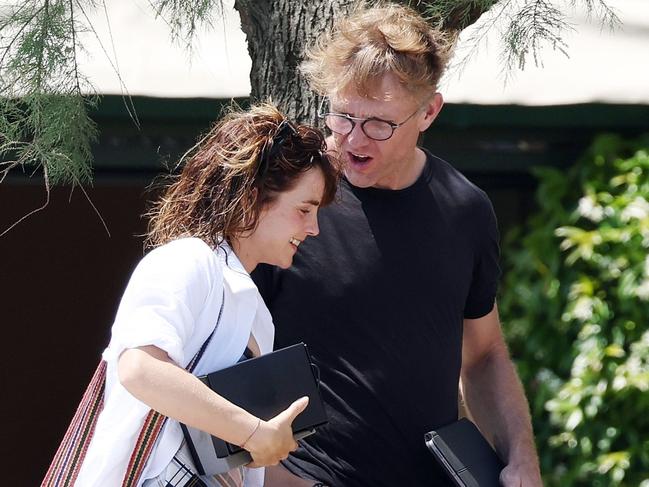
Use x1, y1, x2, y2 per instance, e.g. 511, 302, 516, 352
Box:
41, 289, 226, 487
186, 288, 226, 373
41, 360, 107, 487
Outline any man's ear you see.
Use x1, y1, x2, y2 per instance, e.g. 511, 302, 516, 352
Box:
418, 92, 444, 132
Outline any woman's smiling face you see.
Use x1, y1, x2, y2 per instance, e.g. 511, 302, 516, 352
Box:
246, 167, 325, 270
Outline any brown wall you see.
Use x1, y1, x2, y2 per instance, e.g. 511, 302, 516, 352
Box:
1, 180, 151, 485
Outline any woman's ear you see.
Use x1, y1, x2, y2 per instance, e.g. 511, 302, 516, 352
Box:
240, 186, 261, 230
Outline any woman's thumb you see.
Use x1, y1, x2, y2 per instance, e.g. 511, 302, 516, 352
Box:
279, 396, 309, 424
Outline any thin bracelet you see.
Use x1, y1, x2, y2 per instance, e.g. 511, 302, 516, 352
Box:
240, 418, 261, 449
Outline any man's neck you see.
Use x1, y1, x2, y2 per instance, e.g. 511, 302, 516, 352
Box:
371, 147, 426, 190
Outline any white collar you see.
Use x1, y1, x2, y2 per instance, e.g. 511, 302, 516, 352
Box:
216, 242, 256, 293
217, 241, 274, 354
218, 241, 247, 273
217, 241, 259, 323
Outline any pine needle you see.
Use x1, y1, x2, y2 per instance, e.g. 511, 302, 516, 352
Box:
0, 0, 97, 186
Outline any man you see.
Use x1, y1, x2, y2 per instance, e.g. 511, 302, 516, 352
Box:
254, 4, 542, 486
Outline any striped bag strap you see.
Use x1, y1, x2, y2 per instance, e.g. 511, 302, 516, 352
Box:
121, 288, 226, 486
41, 289, 225, 487
41, 360, 107, 487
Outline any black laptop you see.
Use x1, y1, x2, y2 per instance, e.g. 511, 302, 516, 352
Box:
181, 342, 328, 475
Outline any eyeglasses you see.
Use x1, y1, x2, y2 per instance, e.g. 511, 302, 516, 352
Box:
318, 98, 423, 141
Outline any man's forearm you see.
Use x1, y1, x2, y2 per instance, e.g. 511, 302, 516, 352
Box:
461, 348, 539, 473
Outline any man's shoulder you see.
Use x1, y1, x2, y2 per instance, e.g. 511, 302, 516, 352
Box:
423, 149, 492, 210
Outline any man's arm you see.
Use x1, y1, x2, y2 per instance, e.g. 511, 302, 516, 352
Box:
461, 304, 542, 487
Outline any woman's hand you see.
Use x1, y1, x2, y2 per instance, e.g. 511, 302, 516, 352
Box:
245, 396, 309, 467
119, 345, 310, 467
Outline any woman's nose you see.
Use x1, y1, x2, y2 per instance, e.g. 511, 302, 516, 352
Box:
306, 214, 320, 236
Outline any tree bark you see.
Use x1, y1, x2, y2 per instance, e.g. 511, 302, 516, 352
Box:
234, 0, 356, 124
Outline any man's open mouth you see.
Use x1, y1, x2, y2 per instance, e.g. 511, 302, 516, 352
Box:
349, 152, 372, 164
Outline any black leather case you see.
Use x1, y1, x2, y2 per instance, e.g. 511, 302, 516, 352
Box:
425, 418, 505, 487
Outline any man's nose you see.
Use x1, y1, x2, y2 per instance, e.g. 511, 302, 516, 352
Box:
346, 121, 369, 147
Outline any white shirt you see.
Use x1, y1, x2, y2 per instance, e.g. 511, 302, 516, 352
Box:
76, 238, 273, 487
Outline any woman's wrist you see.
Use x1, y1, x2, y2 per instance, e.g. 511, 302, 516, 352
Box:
240, 417, 262, 449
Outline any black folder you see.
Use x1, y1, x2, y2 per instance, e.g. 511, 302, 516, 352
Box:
181, 342, 328, 475
425, 418, 505, 487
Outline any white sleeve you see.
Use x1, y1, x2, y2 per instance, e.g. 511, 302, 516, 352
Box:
243, 466, 265, 486
109, 238, 223, 366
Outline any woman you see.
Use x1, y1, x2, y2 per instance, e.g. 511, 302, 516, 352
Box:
49, 104, 339, 487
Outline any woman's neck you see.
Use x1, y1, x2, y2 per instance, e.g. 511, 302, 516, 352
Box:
229, 237, 258, 274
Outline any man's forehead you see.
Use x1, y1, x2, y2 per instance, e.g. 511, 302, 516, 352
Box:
330, 89, 396, 104
328, 74, 423, 110
330, 80, 402, 103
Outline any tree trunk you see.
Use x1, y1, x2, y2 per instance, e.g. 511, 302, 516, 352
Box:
234, 0, 356, 124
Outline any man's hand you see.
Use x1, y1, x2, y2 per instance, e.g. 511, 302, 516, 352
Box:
499, 459, 543, 487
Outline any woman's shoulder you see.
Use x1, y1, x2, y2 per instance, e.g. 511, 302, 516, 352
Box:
133, 237, 224, 290
150, 236, 215, 256
144, 237, 220, 265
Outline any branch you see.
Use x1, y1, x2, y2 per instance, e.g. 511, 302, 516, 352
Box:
574, 0, 620, 28
0, 5, 46, 74
0, 162, 51, 237
443, 0, 514, 79
444, 0, 500, 31
68, 0, 81, 95
74, 0, 140, 129
149, 0, 225, 51
502, 0, 571, 72
416, 0, 501, 32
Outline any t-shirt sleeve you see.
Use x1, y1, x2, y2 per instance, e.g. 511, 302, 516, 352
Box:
109, 238, 222, 366
463, 193, 501, 319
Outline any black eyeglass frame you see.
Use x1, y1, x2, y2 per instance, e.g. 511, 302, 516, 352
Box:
317, 97, 425, 141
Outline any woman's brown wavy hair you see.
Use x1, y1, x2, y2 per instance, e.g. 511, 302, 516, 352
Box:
145, 103, 340, 249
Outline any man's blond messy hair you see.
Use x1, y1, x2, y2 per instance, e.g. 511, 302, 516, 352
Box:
301, 3, 456, 98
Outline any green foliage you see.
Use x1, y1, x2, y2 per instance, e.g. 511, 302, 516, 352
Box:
500, 135, 649, 486
0, 0, 97, 185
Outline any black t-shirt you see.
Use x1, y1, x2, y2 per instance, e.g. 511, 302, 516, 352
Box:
253, 150, 500, 486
